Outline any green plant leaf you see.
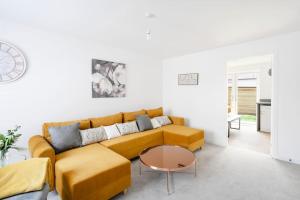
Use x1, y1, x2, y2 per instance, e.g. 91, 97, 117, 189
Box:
0, 140, 4, 149
4, 139, 9, 151
0, 134, 5, 141
0, 126, 22, 152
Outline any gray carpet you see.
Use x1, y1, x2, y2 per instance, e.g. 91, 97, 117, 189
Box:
48, 144, 300, 200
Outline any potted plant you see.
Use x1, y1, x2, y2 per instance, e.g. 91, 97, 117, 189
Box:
0, 126, 22, 164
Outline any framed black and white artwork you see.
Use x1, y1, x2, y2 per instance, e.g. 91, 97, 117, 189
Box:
91, 59, 126, 98
178, 73, 198, 85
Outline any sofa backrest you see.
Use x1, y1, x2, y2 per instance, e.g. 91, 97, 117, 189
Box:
145, 107, 163, 118
90, 113, 123, 128
43, 119, 91, 142
42, 107, 164, 142
122, 109, 146, 122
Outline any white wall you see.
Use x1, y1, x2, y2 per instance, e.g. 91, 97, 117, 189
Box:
0, 20, 162, 147
163, 31, 300, 164
258, 63, 272, 100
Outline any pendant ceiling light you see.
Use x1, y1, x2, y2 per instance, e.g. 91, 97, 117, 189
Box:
146, 29, 151, 40
145, 12, 155, 40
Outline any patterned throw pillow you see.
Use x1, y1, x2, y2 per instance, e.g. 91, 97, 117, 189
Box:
153, 116, 172, 126
103, 124, 121, 139
80, 127, 107, 146
151, 118, 162, 129
116, 121, 139, 135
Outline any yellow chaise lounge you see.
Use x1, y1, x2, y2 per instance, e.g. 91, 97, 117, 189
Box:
28, 107, 204, 200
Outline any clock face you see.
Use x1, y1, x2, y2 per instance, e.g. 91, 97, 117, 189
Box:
0, 41, 26, 84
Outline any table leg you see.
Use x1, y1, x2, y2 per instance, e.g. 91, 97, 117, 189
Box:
139, 163, 142, 176
228, 122, 230, 137
166, 171, 170, 195
194, 160, 197, 177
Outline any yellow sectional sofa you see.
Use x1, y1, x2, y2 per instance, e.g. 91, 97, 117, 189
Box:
28, 107, 204, 200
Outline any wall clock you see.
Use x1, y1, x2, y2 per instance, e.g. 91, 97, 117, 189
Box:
0, 41, 26, 84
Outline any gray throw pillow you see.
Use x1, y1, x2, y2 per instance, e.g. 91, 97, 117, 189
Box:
136, 115, 153, 131
48, 123, 82, 154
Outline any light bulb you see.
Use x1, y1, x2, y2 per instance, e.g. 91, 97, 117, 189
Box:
146, 29, 151, 40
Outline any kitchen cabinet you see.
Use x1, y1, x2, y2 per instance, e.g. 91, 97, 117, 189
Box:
257, 99, 271, 133
260, 105, 271, 132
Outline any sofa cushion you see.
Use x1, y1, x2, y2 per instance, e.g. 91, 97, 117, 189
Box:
116, 121, 139, 135
161, 125, 204, 151
151, 118, 162, 129
90, 113, 122, 128
103, 124, 121, 139
55, 144, 131, 200
153, 116, 172, 126
48, 123, 82, 154
145, 107, 163, 118
80, 127, 107, 146
43, 119, 90, 142
136, 115, 153, 131
123, 110, 146, 122
100, 129, 163, 159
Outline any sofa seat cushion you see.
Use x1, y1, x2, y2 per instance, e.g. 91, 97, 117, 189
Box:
55, 144, 131, 200
100, 129, 163, 159
161, 125, 204, 151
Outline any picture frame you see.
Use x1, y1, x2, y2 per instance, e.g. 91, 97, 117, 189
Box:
178, 73, 199, 85
91, 59, 126, 98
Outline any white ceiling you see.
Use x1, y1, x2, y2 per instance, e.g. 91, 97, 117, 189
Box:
1, 0, 300, 58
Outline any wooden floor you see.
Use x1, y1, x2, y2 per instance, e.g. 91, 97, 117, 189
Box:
229, 122, 270, 154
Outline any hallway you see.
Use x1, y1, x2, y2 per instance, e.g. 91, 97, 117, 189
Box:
229, 122, 270, 154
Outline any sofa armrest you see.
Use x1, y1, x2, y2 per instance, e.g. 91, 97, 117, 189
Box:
168, 116, 185, 126
28, 135, 56, 172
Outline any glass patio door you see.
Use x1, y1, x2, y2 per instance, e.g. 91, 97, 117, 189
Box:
228, 72, 257, 115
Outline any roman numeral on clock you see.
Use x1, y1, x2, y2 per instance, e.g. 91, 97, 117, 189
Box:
14, 69, 23, 75
6, 73, 13, 79
15, 62, 23, 66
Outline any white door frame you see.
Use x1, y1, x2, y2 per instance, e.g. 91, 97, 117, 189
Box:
226, 54, 276, 157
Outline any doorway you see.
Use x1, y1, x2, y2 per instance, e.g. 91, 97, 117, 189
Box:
226, 55, 273, 155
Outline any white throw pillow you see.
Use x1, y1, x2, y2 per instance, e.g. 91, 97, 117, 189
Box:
151, 118, 162, 129
103, 124, 121, 139
80, 127, 107, 146
116, 121, 139, 135
153, 116, 172, 126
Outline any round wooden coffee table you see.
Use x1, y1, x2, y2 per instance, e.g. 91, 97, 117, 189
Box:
139, 145, 196, 194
